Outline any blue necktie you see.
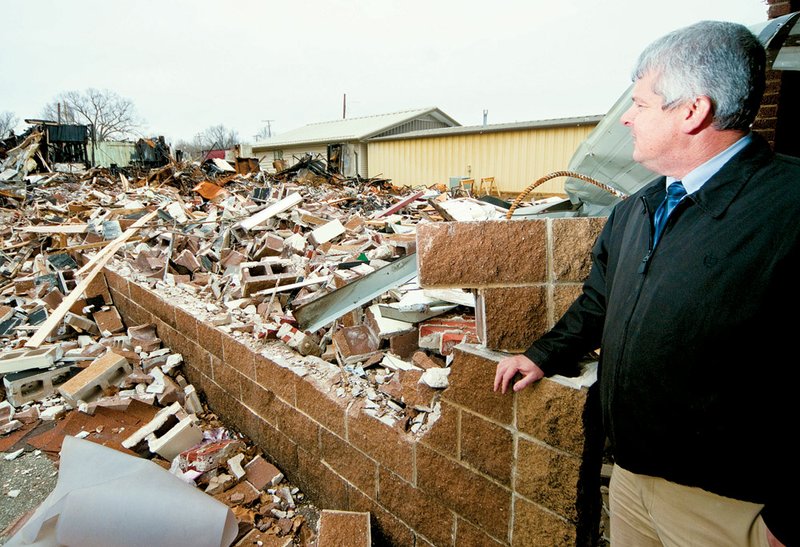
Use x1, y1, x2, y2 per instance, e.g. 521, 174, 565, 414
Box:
653, 181, 686, 246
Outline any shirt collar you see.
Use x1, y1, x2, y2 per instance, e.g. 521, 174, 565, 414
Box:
666, 133, 752, 195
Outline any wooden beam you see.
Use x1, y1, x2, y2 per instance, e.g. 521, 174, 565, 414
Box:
25, 208, 160, 348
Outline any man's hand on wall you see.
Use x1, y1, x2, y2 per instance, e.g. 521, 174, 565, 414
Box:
493, 355, 545, 394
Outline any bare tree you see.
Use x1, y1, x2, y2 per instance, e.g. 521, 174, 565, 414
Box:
0, 111, 18, 138
198, 124, 239, 150
41, 88, 142, 141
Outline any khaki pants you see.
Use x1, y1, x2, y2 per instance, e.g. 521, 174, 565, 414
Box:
609, 464, 769, 547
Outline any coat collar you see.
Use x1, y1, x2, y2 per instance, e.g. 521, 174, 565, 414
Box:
638, 133, 774, 219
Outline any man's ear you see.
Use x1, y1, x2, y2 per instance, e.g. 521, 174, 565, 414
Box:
682, 95, 714, 133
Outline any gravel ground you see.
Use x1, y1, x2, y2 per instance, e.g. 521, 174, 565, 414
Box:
0, 450, 59, 545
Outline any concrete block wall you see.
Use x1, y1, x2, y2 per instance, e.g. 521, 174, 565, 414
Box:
417, 218, 606, 352
104, 261, 602, 546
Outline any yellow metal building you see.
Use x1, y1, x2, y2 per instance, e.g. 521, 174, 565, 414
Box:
367, 116, 601, 196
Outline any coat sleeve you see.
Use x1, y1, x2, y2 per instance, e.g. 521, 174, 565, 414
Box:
523, 208, 615, 376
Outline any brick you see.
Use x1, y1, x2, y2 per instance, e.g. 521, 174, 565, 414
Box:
84, 272, 113, 305
102, 268, 129, 298
58, 351, 132, 406
551, 217, 606, 282
276, 323, 321, 357
241, 377, 277, 422
516, 439, 582, 521
348, 488, 415, 547
244, 455, 284, 490
197, 320, 224, 359
212, 357, 243, 400
517, 378, 589, 456
174, 306, 199, 341
418, 316, 478, 355
295, 447, 348, 510
222, 334, 255, 377
417, 220, 546, 288
476, 286, 547, 352
321, 430, 378, 496
127, 323, 162, 353
274, 398, 320, 454
460, 412, 513, 485
553, 284, 583, 327
317, 510, 371, 547
388, 328, 419, 358
444, 345, 513, 425
419, 401, 458, 458
456, 517, 506, 547
416, 444, 511, 540
295, 377, 346, 437
254, 353, 297, 404
332, 325, 381, 365
377, 468, 455, 547
512, 496, 576, 547
347, 403, 414, 481
93, 306, 125, 334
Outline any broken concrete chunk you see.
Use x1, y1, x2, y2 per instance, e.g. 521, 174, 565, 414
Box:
244, 455, 284, 490
420, 367, 451, 389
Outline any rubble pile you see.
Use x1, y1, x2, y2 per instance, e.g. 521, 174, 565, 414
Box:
0, 148, 517, 542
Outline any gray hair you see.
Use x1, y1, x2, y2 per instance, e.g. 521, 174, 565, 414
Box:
632, 20, 766, 130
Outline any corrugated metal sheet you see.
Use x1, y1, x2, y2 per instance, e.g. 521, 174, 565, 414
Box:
47, 125, 87, 143
367, 124, 596, 195
87, 141, 136, 167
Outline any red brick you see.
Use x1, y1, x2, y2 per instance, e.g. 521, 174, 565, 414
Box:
460, 412, 513, 486
347, 402, 414, 481
417, 220, 547, 288
445, 345, 513, 425
416, 445, 511, 540
321, 430, 378, 497
377, 468, 455, 547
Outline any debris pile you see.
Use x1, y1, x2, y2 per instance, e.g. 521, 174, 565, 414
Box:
0, 150, 517, 543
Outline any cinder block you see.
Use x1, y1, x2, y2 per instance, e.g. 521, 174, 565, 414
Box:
417, 220, 547, 288
0, 345, 64, 374
444, 344, 513, 425
516, 378, 590, 457
122, 401, 187, 449
551, 217, 606, 282
516, 439, 582, 521
317, 510, 371, 547
460, 412, 513, 485
240, 259, 299, 296
147, 414, 204, 461
3, 363, 78, 407
512, 495, 577, 547
58, 351, 132, 406
476, 286, 548, 352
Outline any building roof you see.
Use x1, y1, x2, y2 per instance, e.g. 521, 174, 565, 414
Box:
367, 115, 604, 142
252, 107, 460, 149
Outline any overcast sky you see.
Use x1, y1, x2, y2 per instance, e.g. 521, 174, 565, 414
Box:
2, 1, 768, 145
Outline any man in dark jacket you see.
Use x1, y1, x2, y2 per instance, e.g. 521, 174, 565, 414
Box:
494, 20, 800, 547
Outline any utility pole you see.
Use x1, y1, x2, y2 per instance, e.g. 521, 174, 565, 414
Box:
260, 120, 274, 139
483, 109, 488, 126
343, 94, 346, 119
